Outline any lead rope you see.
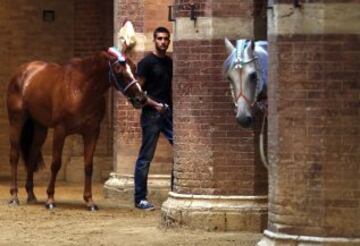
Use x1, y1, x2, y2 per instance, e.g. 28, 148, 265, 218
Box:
259, 105, 269, 170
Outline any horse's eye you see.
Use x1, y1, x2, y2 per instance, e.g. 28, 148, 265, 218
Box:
249, 72, 257, 82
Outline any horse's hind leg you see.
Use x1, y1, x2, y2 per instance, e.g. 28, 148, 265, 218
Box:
8, 121, 23, 205
45, 126, 65, 209
25, 123, 48, 204
83, 129, 100, 211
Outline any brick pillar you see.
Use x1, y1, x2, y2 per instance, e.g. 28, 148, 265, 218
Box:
104, 0, 173, 206
258, 1, 360, 245
161, 0, 268, 231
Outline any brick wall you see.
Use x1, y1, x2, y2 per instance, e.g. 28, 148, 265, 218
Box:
265, 1, 360, 240
74, 0, 113, 57
175, 0, 253, 17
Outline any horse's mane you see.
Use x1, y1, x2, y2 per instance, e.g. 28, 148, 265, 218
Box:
254, 42, 268, 92
63, 51, 108, 73
65, 51, 105, 65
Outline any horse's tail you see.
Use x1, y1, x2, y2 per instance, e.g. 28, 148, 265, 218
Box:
20, 117, 44, 172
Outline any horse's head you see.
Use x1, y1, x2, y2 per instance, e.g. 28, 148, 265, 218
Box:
224, 38, 263, 128
103, 48, 147, 109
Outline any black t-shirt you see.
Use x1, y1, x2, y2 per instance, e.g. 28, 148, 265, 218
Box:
136, 53, 173, 109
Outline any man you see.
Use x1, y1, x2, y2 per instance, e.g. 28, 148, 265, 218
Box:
134, 27, 173, 210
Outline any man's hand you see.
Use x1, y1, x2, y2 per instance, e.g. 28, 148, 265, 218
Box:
145, 96, 169, 113
155, 102, 169, 113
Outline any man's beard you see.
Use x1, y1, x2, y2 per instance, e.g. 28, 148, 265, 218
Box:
156, 45, 167, 52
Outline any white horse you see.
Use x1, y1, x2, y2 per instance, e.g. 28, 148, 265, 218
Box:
224, 38, 268, 128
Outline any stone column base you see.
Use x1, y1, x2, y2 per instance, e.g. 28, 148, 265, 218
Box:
161, 191, 268, 232
257, 230, 360, 246
103, 172, 171, 207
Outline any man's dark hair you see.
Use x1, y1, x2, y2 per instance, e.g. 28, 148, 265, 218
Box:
153, 26, 170, 39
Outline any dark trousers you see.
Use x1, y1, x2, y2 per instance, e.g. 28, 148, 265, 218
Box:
134, 109, 173, 204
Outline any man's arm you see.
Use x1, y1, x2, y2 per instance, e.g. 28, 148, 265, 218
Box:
138, 76, 168, 113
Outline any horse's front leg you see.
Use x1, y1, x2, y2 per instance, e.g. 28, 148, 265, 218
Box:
83, 129, 100, 211
45, 126, 66, 209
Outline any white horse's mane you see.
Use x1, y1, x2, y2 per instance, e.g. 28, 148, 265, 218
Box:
254, 41, 268, 92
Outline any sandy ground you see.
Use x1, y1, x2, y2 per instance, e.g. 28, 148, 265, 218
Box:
0, 181, 262, 246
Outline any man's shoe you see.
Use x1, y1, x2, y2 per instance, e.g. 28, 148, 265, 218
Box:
135, 200, 155, 211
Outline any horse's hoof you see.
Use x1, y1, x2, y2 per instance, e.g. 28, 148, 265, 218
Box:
27, 197, 38, 204
87, 204, 99, 211
8, 199, 20, 206
45, 203, 56, 210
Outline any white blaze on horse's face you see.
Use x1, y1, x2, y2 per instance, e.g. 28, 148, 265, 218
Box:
124, 62, 142, 92
225, 38, 259, 128
125, 63, 136, 81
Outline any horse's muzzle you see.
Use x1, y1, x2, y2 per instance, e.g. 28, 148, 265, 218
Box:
236, 115, 253, 128
128, 95, 148, 109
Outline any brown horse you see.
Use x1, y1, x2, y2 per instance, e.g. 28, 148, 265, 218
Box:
6, 49, 148, 210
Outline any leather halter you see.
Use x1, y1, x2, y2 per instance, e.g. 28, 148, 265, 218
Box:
231, 57, 260, 109
108, 61, 147, 108
108, 61, 138, 93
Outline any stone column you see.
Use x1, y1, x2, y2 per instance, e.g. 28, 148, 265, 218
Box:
258, 1, 360, 245
104, 0, 174, 206
161, 0, 268, 231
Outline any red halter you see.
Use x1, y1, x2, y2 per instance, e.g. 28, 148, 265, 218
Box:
233, 62, 258, 110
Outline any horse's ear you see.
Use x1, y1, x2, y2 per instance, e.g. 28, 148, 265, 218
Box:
101, 50, 112, 59
250, 40, 255, 50
118, 40, 128, 53
244, 41, 255, 57
225, 38, 235, 55
102, 50, 116, 61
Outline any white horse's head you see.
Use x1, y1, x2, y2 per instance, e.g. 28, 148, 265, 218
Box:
224, 38, 267, 128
